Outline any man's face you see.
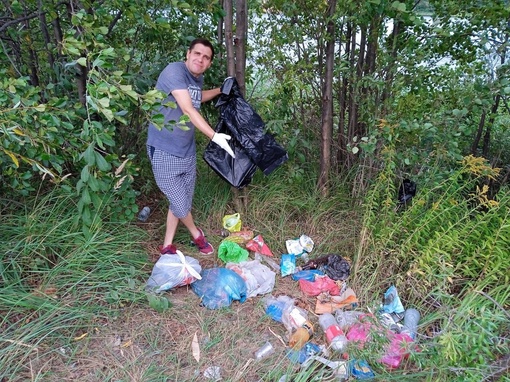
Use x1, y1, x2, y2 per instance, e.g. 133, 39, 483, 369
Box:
185, 43, 213, 77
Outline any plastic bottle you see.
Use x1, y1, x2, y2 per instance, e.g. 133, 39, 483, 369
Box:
288, 321, 313, 350
318, 313, 348, 352
137, 206, 150, 222
401, 308, 420, 340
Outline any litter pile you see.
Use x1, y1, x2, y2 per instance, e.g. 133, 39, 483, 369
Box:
145, 213, 421, 381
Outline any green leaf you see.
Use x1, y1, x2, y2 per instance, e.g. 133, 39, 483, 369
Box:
76, 57, 87, 66
81, 165, 90, 182
94, 151, 111, 172
147, 293, 172, 313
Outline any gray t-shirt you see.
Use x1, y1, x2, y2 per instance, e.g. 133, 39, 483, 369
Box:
147, 62, 203, 158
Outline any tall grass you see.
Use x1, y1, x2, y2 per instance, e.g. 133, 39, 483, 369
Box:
0, 189, 150, 380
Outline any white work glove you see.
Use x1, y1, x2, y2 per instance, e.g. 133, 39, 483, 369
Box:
212, 133, 236, 158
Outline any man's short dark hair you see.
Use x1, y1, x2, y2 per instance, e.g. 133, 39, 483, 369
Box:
188, 38, 215, 61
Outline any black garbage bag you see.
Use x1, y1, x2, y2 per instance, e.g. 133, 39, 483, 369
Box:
203, 119, 257, 189
398, 179, 417, 205
203, 77, 288, 188
302, 254, 351, 281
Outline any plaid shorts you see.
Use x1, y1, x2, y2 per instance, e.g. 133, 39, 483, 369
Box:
147, 145, 196, 218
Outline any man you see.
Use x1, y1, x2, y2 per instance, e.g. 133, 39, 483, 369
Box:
147, 38, 235, 256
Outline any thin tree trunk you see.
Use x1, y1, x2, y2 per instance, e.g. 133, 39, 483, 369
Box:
318, 0, 337, 195
224, 0, 235, 76
482, 94, 501, 157
337, 23, 351, 171
235, 0, 247, 96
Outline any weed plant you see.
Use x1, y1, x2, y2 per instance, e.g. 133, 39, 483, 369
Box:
354, 144, 510, 381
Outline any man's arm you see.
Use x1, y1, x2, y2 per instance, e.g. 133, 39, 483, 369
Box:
172, 89, 215, 139
202, 88, 221, 103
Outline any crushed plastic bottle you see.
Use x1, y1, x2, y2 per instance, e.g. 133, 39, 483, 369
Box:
401, 308, 420, 340
318, 313, 348, 352
137, 206, 150, 222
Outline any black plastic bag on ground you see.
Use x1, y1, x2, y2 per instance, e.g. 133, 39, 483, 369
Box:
302, 254, 351, 281
203, 77, 288, 188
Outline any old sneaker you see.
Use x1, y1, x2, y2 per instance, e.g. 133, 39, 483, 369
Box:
193, 228, 214, 255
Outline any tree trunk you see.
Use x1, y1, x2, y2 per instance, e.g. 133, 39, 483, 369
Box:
224, 0, 235, 76
235, 0, 247, 96
318, 0, 337, 196
336, 22, 352, 171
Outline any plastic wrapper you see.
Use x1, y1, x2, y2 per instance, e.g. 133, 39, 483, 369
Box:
246, 234, 274, 257
280, 254, 296, 276
285, 234, 314, 257
382, 285, 405, 314
146, 251, 202, 293
191, 267, 247, 309
226, 260, 276, 298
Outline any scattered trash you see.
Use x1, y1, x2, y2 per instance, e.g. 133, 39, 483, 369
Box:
226, 260, 276, 297
246, 234, 274, 257
137, 206, 150, 222
349, 358, 375, 380
286, 234, 314, 261
291, 269, 324, 281
223, 229, 254, 244
218, 240, 249, 263
280, 254, 296, 276
192, 332, 200, 362
146, 251, 202, 293
203, 366, 222, 381
401, 308, 420, 340
287, 342, 321, 364
301, 355, 350, 381
302, 254, 350, 281
318, 312, 348, 352
382, 285, 405, 314
254, 341, 275, 360
298, 275, 341, 296
398, 178, 417, 206
222, 213, 242, 232
315, 288, 358, 314
191, 267, 247, 309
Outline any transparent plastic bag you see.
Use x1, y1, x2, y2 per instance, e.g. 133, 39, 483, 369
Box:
146, 251, 202, 293
226, 260, 276, 298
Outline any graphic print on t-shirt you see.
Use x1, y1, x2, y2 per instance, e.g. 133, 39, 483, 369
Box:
188, 84, 202, 109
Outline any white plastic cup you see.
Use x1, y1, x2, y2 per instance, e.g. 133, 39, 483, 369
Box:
254, 341, 275, 360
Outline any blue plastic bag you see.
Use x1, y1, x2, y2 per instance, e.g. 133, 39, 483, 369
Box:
291, 269, 324, 281
382, 285, 405, 314
191, 268, 247, 309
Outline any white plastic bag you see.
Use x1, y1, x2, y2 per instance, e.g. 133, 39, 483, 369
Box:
146, 250, 202, 293
226, 260, 276, 298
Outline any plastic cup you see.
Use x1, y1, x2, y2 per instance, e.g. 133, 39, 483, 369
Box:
254, 341, 275, 360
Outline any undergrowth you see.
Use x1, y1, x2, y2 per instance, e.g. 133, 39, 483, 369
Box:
0, 151, 509, 381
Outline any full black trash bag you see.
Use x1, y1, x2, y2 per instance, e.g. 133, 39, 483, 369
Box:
302, 254, 351, 281
203, 119, 257, 189
203, 77, 288, 188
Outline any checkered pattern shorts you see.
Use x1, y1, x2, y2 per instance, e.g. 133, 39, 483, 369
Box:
147, 145, 196, 218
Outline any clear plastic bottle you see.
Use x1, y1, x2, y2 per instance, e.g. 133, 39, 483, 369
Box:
137, 206, 150, 222
288, 321, 313, 350
401, 308, 420, 340
318, 313, 348, 352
